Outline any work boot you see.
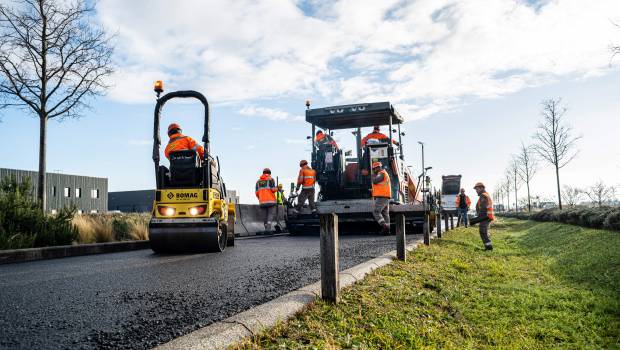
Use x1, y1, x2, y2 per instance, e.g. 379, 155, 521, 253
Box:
381, 223, 390, 234
485, 245, 493, 251
292, 209, 300, 215
311, 208, 317, 214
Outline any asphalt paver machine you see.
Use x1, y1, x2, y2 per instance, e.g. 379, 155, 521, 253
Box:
286, 102, 435, 234
148, 81, 235, 253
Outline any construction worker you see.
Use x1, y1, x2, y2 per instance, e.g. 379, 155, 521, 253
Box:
455, 188, 472, 227
469, 182, 495, 250
165, 123, 205, 159
294, 160, 317, 214
255, 168, 278, 232
315, 130, 339, 150
275, 183, 286, 205
361, 126, 399, 147
371, 161, 391, 233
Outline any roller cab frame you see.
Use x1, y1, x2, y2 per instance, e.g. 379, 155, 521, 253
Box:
286, 101, 436, 234
149, 84, 236, 253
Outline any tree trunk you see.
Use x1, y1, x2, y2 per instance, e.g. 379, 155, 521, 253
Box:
526, 181, 531, 212
555, 164, 562, 210
514, 177, 518, 212
37, 114, 47, 212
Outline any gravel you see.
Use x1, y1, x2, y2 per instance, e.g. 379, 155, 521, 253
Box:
0, 233, 421, 349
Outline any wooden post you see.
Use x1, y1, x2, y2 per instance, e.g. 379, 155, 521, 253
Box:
320, 213, 339, 303
450, 213, 454, 230
423, 214, 430, 245
396, 214, 406, 261
444, 212, 449, 232
436, 212, 442, 238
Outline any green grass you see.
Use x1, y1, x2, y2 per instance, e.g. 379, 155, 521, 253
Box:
234, 219, 620, 349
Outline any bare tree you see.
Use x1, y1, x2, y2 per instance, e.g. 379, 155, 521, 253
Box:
532, 98, 581, 210
507, 158, 521, 211
503, 173, 512, 212
561, 185, 583, 207
612, 21, 620, 63
516, 142, 538, 212
0, 0, 113, 210
585, 180, 615, 207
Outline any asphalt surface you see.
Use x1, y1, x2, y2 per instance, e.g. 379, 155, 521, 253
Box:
0, 233, 422, 350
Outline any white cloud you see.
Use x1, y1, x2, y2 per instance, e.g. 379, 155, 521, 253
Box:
238, 106, 303, 122
97, 0, 620, 119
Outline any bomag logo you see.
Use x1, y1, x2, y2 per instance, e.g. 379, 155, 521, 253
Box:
167, 192, 174, 200
176, 192, 198, 200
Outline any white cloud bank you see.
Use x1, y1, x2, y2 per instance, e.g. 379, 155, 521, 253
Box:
97, 0, 620, 120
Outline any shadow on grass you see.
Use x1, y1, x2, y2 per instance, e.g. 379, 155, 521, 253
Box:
509, 219, 620, 298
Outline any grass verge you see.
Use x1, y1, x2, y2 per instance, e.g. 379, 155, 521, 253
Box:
234, 219, 620, 349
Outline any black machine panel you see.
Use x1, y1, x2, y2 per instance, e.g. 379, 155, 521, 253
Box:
306, 102, 404, 130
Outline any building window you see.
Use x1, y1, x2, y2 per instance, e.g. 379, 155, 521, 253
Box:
50, 209, 57, 214
90, 210, 98, 214
64, 187, 71, 197
76, 188, 81, 198
52, 186, 56, 197
91, 189, 99, 198
77, 209, 83, 214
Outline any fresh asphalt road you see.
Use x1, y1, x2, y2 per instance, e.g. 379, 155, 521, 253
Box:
0, 233, 423, 350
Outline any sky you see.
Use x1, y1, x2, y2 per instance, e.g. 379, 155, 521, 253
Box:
0, 0, 619, 205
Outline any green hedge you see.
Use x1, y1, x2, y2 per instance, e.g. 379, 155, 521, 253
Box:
0, 176, 78, 250
498, 207, 620, 232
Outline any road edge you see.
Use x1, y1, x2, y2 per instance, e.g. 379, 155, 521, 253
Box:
0, 240, 150, 264
155, 232, 437, 350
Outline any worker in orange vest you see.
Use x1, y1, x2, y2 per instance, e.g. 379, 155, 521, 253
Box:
315, 130, 339, 150
371, 161, 391, 233
361, 126, 399, 147
165, 123, 205, 159
469, 182, 495, 250
455, 188, 472, 227
255, 168, 278, 232
293, 160, 317, 214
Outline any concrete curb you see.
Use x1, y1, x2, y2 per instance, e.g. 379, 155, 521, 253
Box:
155, 233, 437, 350
0, 240, 150, 265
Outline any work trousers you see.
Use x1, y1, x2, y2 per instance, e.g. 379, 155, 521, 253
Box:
260, 204, 276, 231
457, 208, 469, 226
296, 188, 316, 211
373, 197, 390, 226
479, 220, 492, 249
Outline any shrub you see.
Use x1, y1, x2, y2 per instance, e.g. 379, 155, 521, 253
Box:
604, 208, 620, 231
0, 176, 77, 249
112, 217, 130, 241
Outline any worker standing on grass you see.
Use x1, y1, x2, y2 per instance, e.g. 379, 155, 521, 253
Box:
469, 182, 495, 250
164, 123, 205, 159
255, 168, 278, 232
361, 126, 400, 147
275, 183, 285, 205
293, 160, 317, 214
455, 188, 472, 227
371, 161, 391, 233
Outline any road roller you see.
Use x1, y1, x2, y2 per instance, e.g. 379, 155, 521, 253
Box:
148, 81, 235, 253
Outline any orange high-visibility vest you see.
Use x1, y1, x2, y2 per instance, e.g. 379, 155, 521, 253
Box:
165, 133, 205, 159
361, 132, 398, 147
255, 174, 277, 205
297, 166, 316, 189
372, 170, 391, 198
476, 192, 495, 221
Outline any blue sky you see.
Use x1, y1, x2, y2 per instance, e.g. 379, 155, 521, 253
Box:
1, 0, 619, 204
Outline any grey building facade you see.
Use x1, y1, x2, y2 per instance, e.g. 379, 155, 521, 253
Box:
108, 190, 155, 213
0, 168, 108, 213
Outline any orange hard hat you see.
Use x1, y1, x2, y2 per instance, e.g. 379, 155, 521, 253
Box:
473, 182, 485, 189
372, 161, 382, 169
300, 160, 308, 166
263, 168, 271, 174
168, 123, 181, 133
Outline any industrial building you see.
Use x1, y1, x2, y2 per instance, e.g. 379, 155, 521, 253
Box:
0, 168, 108, 213
108, 190, 155, 213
